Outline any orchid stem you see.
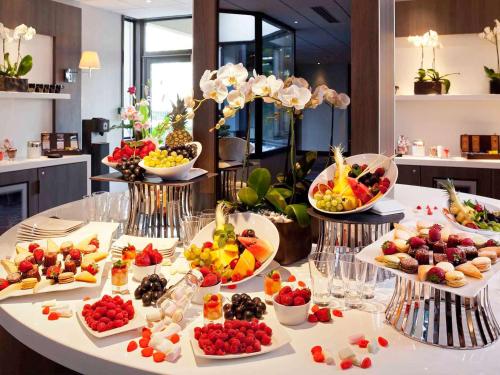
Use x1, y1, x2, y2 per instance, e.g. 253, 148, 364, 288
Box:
289, 110, 296, 204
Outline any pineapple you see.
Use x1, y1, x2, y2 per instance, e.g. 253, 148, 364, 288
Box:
165, 95, 192, 147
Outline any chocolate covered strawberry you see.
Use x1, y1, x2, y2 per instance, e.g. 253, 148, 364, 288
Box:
408, 236, 426, 249
426, 267, 445, 284
33, 248, 44, 265
445, 247, 466, 266
447, 234, 461, 247
0, 278, 9, 291
428, 225, 442, 242
382, 241, 397, 255
19, 260, 33, 273
485, 239, 498, 247
459, 238, 474, 247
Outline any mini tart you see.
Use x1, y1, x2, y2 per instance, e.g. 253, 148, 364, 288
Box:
445, 270, 467, 288
455, 262, 483, 279
417, 265, 433, 282
480, 246, 500, 257
478, 250, 497, 264
472, 256, 491, 272
58, 272, 75, 284
436, 261, 455, 274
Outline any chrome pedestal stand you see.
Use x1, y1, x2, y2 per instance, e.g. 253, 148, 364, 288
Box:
386, 276, 499, 349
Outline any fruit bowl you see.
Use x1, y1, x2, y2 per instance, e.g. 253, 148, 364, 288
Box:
103, 138, 159, 170
139, 142, 202, 180
308, 153, 398, 215
443, 205, 500, 237
272, 296, 311, 326
101, 156, 118, 170
189, 212, 279, 286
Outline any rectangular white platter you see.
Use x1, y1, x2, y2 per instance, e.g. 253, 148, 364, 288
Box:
110, 235, 178, 261
0, 222, 118, 301
356, 228, 500, 298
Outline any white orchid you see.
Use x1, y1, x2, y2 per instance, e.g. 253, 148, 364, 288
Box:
217, 63, 248, 87
237, 77, 255, 103
308, 84, 329, 108
407, 35, 424, 47
291, 76, 309, 89
201, 78, 228, 103
332, 93, 351, 109
199, 69, 216, 88
0, 23, 12, 42
184, 94, 195, 109
23, 27, 36, 41
251, 74, 283, 98
227, 89, 245, 109
479, 19, 500, 76
222, 106, 236, 118
277, 84, 312, 110
13, 24, 28, 40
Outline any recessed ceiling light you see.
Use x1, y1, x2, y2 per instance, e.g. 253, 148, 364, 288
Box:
146, 0, 152, 3
317, 62, 321, 65
294, 21, 298, 24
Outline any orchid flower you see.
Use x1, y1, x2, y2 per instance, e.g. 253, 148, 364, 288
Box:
217, 63, 248, 87
227, 89, 246, 109
277, 84, 312, 110
201, 78, 228, 103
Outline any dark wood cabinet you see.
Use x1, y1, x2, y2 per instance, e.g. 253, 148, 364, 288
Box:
492, 170, 500, 200
420, 166, 492, 197
396, 165, 421, 186
38, 162, 87, 212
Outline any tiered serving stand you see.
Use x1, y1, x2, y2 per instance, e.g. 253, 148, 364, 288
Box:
91, 172, 216, 238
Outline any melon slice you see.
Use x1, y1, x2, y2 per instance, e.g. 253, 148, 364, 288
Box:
232, 250, 255, 279
47, 239, 59, 253
76, 234, 97, 249
237, 237, 273, 263
347, 177, 373, 205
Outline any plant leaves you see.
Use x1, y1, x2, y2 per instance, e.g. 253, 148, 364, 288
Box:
442, 78, 451, 93
273, 187, 293, 199
294, 151, 317, 179
16, 55, 32, 77
237, 187, 259, 207
285, 204, 311, 227
265, 188, 287, 213
248, 168, 271, 199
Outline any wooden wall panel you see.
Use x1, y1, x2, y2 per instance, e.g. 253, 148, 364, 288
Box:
192, 0, 218, 210
351, 0, 380, 154
396, 0, 500, 37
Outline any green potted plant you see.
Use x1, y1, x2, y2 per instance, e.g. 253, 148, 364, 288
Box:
479, 20, 500, 94
0, 23, 36, 92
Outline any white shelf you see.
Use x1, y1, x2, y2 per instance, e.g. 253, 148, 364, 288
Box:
395, 94, 500, 102
0, 91, 71, 100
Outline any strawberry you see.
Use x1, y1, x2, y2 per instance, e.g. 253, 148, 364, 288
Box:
313, 352, 325, 363
69, 249, 81, 260
169, 333, 180, 344
311, 304, 320, 313
340, 359, 353, 370
33, 248, 44, 265
459, 238, 474, 247
426, 266, 445, 284
377, 336, 388, 347
317, 183, 330, 194
314, 308, 331, 322
308, 314, 319, 323
310, 345, 323, 354
28, 243, 40, 253
408, 236, 426, 249
485, 239, 498, 247
465, 223, 479, 229
381, 241, 397, 255
428, 226, 441, 242
270, 270, 280, 281
0, 279, 9, 291
287, 275, 296, 282
153, 351, 166, 363
203, 242, 213, 249
142, 327, 152, 338
293, 296, 306, 306
48, 312, 60, 321
141, 347, 154, 357
360, 357, 372, 369
445, 247, 466, 266
254, 260, 262, 269
447, 234, 461, 247
227, 284, 237, 290
229, 258, 238, 269
297, 280, 306, 288
142, 243, 153, 254
474, 203, 484, 212
127, 340, 138, 352
89, 238, 100, 248
19, 260, 33, 273
135, 252, 151, 267
84, 262, 99, 275
199, 267, 210, 276
42, 306, 50, 315
416, 205, 422, 210
139, 337, 150, 348
358, 339, 369, 348
327, 180, 334, 189
201, 273, 218, 287
149, 250, 163, 265
332, 309, 343, 317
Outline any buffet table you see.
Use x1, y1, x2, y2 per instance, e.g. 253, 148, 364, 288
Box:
1, 184, 499, 374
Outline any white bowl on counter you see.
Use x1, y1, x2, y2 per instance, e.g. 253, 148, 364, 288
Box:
131, 263, 162, 282
272, 296, 311, 326
139, 142, 202, 180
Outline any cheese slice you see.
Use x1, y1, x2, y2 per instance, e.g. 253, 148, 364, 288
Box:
75, 270, 97, 283
86, 251, 107, 263
15, 245, 29, 254
76, 234, 97, 249
47, 239, 59, 253
1, 259, 18, 274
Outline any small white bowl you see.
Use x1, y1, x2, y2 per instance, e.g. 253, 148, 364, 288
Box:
139, 142, 202, 180
272, 296, 311, 326
131, 263, 162, 282
192, 282, 222, 305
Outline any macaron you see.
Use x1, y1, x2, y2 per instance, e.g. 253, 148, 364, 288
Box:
58, 272, 75, 284
472, 256, 491, 272
383, 255, 400, 269
400, 257, 418, 274
478, 250, 497, 264
436, 261, 455, 274
20, 277, 38, 290
445, 270, 467, 288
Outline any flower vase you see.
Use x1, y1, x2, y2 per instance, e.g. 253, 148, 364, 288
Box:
414, 81, 445, 95
0, 77, 28, 92
490, 79, 500, 94
274, 221, 312, 265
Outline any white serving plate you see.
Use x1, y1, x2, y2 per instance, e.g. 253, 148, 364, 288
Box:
0, 222, 118, 301
101, 156, 118, 170
189, 212, 279, 286
110, 235, 178, 261
139, 142, 202, 180
189, 320, 291, 359
308, 153, 398, 215
356, 225, 500, 298
76, 298, 144, 338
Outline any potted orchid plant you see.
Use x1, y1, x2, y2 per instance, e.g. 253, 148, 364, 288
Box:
173, 63, 350, 263
0, 23, 36, 92
479, 20, 500, 94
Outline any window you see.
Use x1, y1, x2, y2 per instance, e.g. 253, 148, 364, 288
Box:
145, 18, 192, 52
122, 18, 135, 138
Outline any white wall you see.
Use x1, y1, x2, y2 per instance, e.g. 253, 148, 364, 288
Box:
395, 34, 500, 156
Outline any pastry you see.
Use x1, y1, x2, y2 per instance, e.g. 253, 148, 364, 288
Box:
426, 266, 446, 284
6, 272, 22, 284
75, 270, 97, 283
456, 262, 483, 279
0, 283, 22, 299
414, 247, 430, 265
478, 250, 497, 264
431, 240, 447, 254
394, 253, 412, 261
58, 272, 75, 284
445, 247, 466, 266
445, 270, 467, 288
459, 246, 478, 261
1, 259, 18, 274
20, 277, 38, 290
480, 246, 500, 257
433, 253, 448, 264
394, 239, 409, 253
47, 239, 59, 254
43, 252, 57, 268
60, 241, 73, 258
25, 265, 41, 282
472, 256, 491, 272
418, 265, 433, 282
436, 261, 455, 274
383, 255, 400, 269
400, 257, 418, 274
64, 259, 77, 274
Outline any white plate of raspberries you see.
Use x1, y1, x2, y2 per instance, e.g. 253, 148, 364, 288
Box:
190, 319, 291, 359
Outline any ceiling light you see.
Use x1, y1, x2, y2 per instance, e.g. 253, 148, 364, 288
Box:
146, 0, 152, 3
294, 21, 298, 24
317, 62, 321, 65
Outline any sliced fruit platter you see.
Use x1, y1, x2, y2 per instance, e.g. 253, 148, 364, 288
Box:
441, 179, 500, 235
186, 204, 279, 286
103, 139, 158, 169
139, 141, 202, 180
0, 225, 116, 301
356, 220, 500, 297
308, 147, 398, 214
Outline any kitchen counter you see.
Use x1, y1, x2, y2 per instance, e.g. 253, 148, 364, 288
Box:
0, 154, 91, 174
396, 155, 500, 169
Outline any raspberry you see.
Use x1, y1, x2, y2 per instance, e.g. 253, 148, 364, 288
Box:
281, 294, 293, 306
279, 286, 292, 296
169, 333, 180, 344
332, 309, 343, 317
378, 336, 388, 347
142, 327, 152, 338
127, 340, 138, 352
97, 322, 107, 332
308, 314, 318, 323
311, 345, 323, 354
293, 296, 306, 306
287, 275, 296, 282
360, 357, 372, 369
358, 339, 369, 348
271, 272, 280, 281
153, 351, 166, 363
141, 347, 154, 357
48, 312, 59, 321
42, 306, 50, 315
139, 337, 150, 348
340, 359, 353, 370
313, 352, 325, 363
260, 334, 271, 345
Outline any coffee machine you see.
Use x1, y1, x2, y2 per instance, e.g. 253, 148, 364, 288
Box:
82, 118, 110, 192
